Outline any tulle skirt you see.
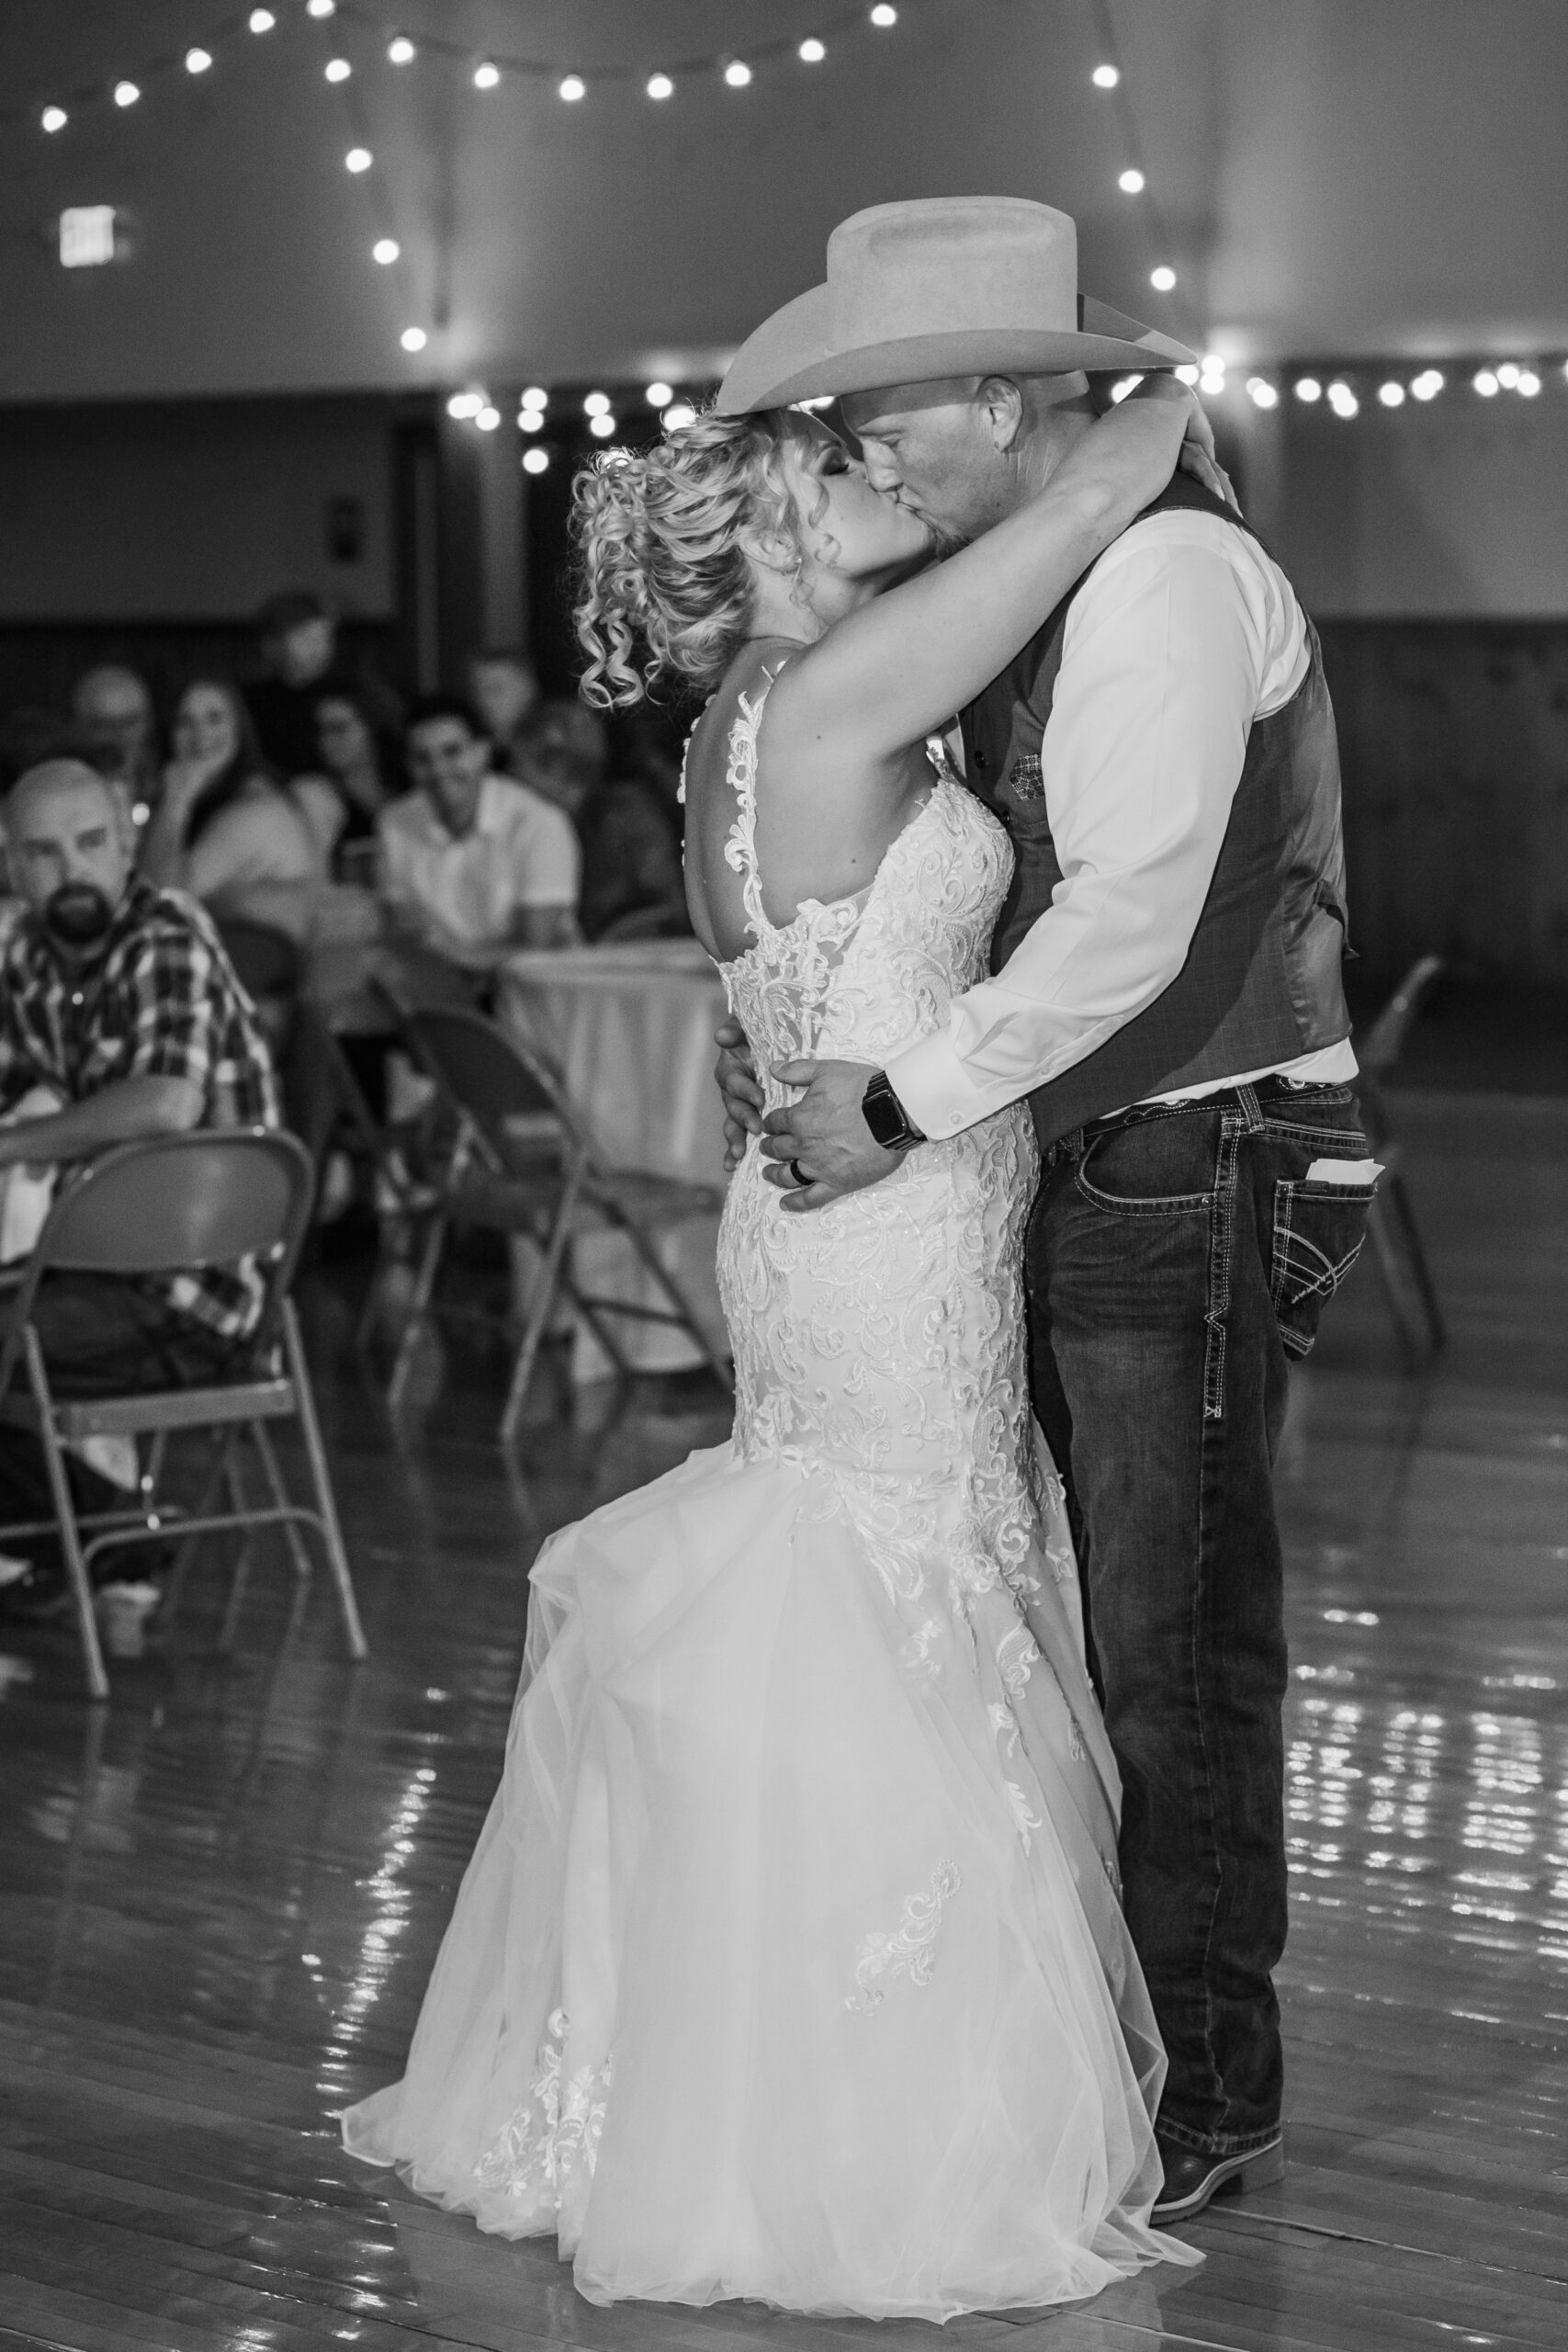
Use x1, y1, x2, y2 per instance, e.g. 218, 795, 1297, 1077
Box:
340, 1439, 1200, 2320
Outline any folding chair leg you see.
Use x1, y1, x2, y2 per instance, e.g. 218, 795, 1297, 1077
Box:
1387, 1171, 1446, 1352
616, 1216, 735, 1393
218, 1453, 255, 1652
158, 1430, 235, 1627
249, 1421, 316, 1583
24, 1329, 108, 1702
281, 1300, 368, 1660
387, 1211, 449, 1413
499, 1206, 578, 1442
1367, 1193, 1426, 1370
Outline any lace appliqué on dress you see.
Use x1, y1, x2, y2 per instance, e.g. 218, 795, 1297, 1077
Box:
473, 2007, 612, 2211
847, 1862, 962, 2013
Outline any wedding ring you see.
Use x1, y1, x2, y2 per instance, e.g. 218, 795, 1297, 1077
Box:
789, 1159, 810, 1187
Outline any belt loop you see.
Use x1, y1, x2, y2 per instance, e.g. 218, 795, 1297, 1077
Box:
1236, 1083, 1264, 1135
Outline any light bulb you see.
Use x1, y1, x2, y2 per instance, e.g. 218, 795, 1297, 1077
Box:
518, 410, 544, 432
1472, 369, 1499, 397
186, 46, 212, 74
590, 413, 616, 438
870, 5, 899, 25
646, 381, 673, 408
558, 74, 585, 102
1118, 168, 1145, 195
1109, 379, 1136, 404
1091, 64, 1120, 89
1175, 365, 1199, 387
388, 37, 415, 65
249, 8, 276, 29
1411, 369, 1444, 401
1495, 362, 1519, 389
400, 326, 427, 353
1377, 381, 1404, 408
521, 386, 548, 410
1327, 379, 1358, 416
473, 62, 500, 90
114, 80, 141, 107
663, 401, 697, 431
724, 61, 752, 88
1517, 368, 1541, 396
523, 447, 550, 474
41, 105, 67, 132
1248, 379, 1280, 409
307, 0, 336, 17
1294, 378, 1322, 402
324, 59, 351, 84
647, 73, 673, 100
476, 405, 502, 432
446, 392, 482, 420
799, 39, 827, 63
344, 147, 372, 173
372, 237, 400, 264
583, 391, 611, 417
1149, 266, 1176, 292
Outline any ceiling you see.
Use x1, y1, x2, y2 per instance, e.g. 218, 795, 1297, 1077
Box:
3, 0, 1564, 404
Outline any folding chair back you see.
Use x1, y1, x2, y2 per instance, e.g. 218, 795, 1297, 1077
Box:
32, 1127, 312, 1299
1351, 956, 1447, 1366
1358, 954, 1445, 1084
401, 1006, 577, 1173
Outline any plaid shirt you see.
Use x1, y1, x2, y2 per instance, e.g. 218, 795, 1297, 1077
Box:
0, 876, 281, 1340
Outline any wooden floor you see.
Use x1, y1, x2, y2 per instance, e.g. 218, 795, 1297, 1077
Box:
2, 1087, 1565, 2351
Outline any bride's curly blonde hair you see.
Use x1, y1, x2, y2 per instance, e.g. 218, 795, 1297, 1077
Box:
571, 408, 812, 708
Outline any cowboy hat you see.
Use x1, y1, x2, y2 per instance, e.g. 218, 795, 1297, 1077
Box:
716, 197, 1194, 414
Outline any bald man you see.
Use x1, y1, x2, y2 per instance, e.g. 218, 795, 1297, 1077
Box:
0, 762, 279, 1613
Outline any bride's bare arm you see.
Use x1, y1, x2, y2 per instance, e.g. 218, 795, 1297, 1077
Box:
771, 379, 1198, 760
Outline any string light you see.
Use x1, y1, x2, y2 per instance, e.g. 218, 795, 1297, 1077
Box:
1118, 168, 1145, 194
344, 147, 371, 173
372, 237, 399, 264
518, 409, 544, 432
1518, 368, 1541, 396
647, 73, 673, 100
1327, 379, 1359, 417
1150, 266, 1176, 292
1378, 380, 1405, 407
583, 392, 611, 416
185, 48, 213, 75
1199, 352, 1226, 396
307, 0, 335, 17
664, 401, 697, 431
114, 81, 141, 107
1473, 368, 1499, 397
1295, 378, 1322, 402
248, 7, 276, 30
1108, 378, 1137, 403
521, 387, 548, 411
1495, 362, 1519, 389
388, 37, 415, 66
558, 74, 585, 102
41, 106, 67, 133
590, 413, 617, 438
324, 59, 351, 84
446, 392, 483, 420
1247, 378, 1280, 409
473, 62, 501, 91
476, 404, 502, 431
400, 326, 426, 352
870, 6, 899, 25
799, 39, 827, 63
1091, 64, 1120, 88
523, 447, 550, 475
646, 381, 673, 407
1175, 364, 1199, 387
1411, 369, 1444, 401
724, 61, 753, 88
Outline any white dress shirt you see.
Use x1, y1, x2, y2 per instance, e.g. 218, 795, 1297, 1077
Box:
886, 511, 1357, 1142
378, 773, 580, 967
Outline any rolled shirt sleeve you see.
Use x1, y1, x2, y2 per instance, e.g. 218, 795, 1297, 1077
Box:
886, 513, 1308, 1142
508, 791, 581, 909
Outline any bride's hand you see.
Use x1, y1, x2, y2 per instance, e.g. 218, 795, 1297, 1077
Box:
1123, 373, 1241, 514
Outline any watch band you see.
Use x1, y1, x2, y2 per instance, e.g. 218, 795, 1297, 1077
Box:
861, 1069, 927, 1152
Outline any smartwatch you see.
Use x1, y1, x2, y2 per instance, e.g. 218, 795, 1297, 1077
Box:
861, 1070, 927, 1153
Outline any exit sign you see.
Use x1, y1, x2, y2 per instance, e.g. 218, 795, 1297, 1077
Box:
59, 207, 118, 267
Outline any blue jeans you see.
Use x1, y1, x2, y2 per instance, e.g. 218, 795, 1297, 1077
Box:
1026, 1080, 1373, 2154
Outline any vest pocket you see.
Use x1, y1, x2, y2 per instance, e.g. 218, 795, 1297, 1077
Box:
1270, 1176, 1375, 1357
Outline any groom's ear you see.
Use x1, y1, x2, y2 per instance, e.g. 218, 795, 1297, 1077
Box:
976, 376, 1027, 453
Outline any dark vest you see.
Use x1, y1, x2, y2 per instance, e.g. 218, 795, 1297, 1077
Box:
959, 470, 1351, 1149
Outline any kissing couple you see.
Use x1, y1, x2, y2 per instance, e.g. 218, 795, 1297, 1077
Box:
343, 197, 1375, 2319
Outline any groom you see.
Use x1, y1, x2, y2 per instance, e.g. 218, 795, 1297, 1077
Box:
713, 198, 1375, 2222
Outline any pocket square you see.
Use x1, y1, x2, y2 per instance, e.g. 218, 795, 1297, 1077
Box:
1008, 753, 1044, 802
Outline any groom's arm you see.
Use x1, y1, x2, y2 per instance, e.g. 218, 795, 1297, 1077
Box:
881, 513, 1304, 1140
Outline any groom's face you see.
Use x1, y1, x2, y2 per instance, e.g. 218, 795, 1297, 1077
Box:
841, 373, 1088, 545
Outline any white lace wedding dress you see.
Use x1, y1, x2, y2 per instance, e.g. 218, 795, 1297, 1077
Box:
340, 684, 1200, 2320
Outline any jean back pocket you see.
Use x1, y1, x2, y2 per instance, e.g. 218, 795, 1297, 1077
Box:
1270, 1174, 1376, 1357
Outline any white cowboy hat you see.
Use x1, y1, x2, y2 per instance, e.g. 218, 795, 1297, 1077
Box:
716, 196, 1194, 415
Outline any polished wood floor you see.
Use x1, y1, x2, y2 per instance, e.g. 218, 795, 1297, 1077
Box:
2, 1087, 1565, 2351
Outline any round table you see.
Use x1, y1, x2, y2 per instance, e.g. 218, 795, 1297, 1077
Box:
496, 938, 732, 1380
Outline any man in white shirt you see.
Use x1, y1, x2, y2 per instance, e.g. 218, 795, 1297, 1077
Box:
379, 695, 579, 971
716, 198, 1376, 2224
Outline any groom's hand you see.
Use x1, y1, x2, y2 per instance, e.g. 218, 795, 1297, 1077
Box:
761, 1060, 903, 1212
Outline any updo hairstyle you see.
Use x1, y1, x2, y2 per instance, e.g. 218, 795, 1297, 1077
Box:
571, 408, 814, 708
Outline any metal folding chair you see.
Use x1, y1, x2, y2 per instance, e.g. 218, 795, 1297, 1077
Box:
1356, 953, 1447, 1364
382, 1006, 731, 1440
0, 1127, 368, 1700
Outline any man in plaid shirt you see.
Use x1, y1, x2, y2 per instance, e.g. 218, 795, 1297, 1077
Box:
0, 758, 280, 1608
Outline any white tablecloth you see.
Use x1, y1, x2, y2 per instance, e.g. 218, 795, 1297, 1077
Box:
496, 939, 731, 1380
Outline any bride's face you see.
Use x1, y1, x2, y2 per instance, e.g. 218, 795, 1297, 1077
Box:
777, 415, 932, 587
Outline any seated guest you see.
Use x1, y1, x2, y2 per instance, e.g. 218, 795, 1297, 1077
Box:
467, 645, 541, 775
513, 698, 689, 943
378, 694, 579, 970
245, 590, 400, 780
293, 688, 404, 876
69, 662, 159, 824
139, 678, 322, 943
0, 759, 279, 1615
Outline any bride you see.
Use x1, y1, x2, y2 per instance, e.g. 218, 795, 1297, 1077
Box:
342, 374, 1216, 2318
